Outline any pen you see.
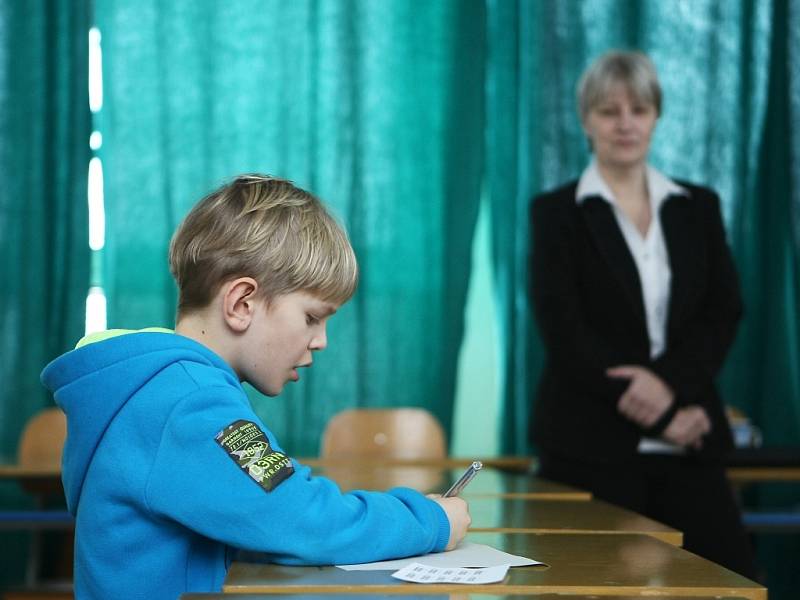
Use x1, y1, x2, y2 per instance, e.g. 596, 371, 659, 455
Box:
443, 460, 482, 497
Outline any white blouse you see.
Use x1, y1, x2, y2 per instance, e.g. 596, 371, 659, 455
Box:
576, 161, 689, 454
576, 160, 688, 360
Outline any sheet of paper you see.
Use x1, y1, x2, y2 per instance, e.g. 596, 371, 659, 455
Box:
336, 541, 542, 571
391, 562, 509, 584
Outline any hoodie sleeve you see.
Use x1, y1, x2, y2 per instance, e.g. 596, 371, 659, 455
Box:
143, 385, 450, 565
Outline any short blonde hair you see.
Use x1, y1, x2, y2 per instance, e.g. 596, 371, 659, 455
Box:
169, 174, 358, 318
577, 50, 662, 121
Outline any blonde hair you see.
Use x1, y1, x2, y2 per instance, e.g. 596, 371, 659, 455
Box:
577, 50, 662, 121
169, 174, 358, 318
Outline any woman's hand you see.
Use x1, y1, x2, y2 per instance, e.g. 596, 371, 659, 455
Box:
607, 365, 674, 427
662, 406, 711, 449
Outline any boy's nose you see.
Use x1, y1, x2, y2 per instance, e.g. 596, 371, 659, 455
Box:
310, 328, 327, 351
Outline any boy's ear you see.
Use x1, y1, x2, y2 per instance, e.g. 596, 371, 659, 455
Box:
221, 277, 260, 333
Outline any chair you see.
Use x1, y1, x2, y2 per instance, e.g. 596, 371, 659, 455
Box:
4, 408, 73, 590
320, 408, 448, 492
18, 408, 66, 470
725, 405, 763, 449
320, 408, 447, 460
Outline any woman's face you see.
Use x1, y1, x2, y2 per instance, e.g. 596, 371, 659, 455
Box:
583, 83, 658, 171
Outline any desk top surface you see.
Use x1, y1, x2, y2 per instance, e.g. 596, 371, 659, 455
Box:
188, 595, 751, 599
224, 532, 763, 598
0, 464, 64, 495
311, 465, 590, 500
302, 457, 533, 471
467, 497, 682, 546
0, 464, 60, 477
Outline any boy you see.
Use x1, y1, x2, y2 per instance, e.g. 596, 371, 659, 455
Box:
41, 175, 470, 600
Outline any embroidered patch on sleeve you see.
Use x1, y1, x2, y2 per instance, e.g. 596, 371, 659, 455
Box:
216, 420, 294, 492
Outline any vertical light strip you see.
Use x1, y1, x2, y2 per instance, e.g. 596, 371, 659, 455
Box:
86, 26, 106, 335
88, 27, 103, 113
85, 287, 108, 335
88, 157, 105, 251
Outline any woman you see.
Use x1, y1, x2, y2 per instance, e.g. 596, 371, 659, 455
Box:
529, 50, 757, 579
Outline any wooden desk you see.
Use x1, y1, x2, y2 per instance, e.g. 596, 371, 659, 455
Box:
0, 464, 63, 495
463, 473, 591, 500
311, 465, 590, 500
0, 464, 71, 584
524, 450, 800, 484
187, 595, 751, 599
727, 466, 800, 483
726, 447, 800, 483
223, 532, 764, 598
467, 497, 682, 546
0, 465, 61, 476
301, 457, 533, 472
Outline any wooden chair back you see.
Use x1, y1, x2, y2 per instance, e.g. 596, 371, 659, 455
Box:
12, 408, 71, 585
320, 408, 447, 460
17, 407, 66, 468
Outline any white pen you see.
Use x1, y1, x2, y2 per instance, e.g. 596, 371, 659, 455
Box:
443, 460, 482, 497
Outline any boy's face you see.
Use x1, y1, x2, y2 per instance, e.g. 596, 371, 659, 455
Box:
240, 290, 338, 396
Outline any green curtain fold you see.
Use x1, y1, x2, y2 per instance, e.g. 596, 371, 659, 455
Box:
729, 0, 800, 447
0, 0, 90, 587
0, 0, 90, 462
96, 0, 486, 455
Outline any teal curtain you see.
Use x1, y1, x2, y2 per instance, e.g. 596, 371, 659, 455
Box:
95, 0, 485, 455
729, 0, 800, 449
0, 0, 90, 587
486, 0, 799, 594
0, 1, 90, 462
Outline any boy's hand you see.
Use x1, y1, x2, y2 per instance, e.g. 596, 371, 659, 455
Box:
429, 495, 471, 550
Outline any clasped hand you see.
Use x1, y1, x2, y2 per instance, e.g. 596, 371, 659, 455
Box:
661, 406, 710, 450
607, 365, 673, 427
607, 365, 710, 449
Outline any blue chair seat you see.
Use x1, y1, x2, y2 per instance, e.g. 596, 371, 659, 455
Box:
0, 510, 74, 530
742, 511, 800, 532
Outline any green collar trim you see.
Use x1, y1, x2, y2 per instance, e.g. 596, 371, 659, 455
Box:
75, 327, 174, 349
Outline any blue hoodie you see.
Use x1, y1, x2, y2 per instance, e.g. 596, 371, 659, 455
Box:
41, 331, 449, 600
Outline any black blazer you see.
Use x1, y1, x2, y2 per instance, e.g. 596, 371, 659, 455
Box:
529, 179, 740, 463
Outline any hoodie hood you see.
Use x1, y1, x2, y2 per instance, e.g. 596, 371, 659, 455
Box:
41, 330, 238, 514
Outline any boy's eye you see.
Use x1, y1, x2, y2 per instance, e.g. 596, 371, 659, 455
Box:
306, 314, 320, 326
